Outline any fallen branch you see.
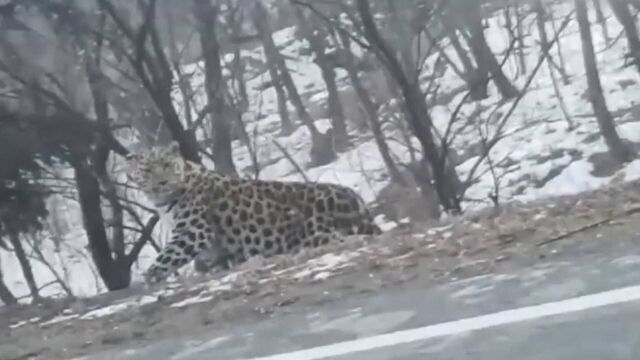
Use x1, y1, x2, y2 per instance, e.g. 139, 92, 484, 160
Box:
537, 205, 640, 246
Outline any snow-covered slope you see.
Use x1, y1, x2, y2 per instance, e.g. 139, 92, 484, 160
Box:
3, 2, 640, 301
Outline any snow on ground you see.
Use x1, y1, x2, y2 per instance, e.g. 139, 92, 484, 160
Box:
3, 2, 640, 302
8, 247, 366, 329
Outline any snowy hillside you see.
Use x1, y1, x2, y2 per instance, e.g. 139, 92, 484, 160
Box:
3, 1, 640, 302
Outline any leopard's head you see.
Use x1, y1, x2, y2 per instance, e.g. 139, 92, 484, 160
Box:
125, 141, 196, 206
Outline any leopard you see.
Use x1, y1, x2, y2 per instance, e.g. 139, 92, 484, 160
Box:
124, 141, 382, 283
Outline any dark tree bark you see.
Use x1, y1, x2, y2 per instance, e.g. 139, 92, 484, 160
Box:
258, 30, 293, 135
272, 65, 294, 136
448, 29, 476, 80
78, 24, 162, 290
465, 1, 519, 99
503, 4, 526, 76
7, 230, 40, 301
575, 0, 635, 163
72, 159, 131, 291
193, 0, 237, 176
0, 267, 17, 305
592, 0, 611, 46
165, 8, 194, 131
252, 0, 335, 166
295, 8, 350, 150
251, 4, 292, 136
515, 2, 527, 75
609, 0, 640, 74
386, 0, 417, 79
85, 32, 129, 262
357, 0, 461, 213
97, 0, 200, 163
70, 150, 155, 291
548, 6, 571, 84
438, 13, 488, 99
534, 0, 573, 129
338, 32, 405, 185
230, 47, 249, 113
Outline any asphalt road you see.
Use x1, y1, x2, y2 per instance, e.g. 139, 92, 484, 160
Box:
79, 250, 640, 360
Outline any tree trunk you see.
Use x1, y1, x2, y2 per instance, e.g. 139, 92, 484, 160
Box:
253, 9, 292, 136
97, 0, 200, 163
575, 0, 634, 163
194, 0, 237, 176
534, 0, 574, 129
295, 8, 350, 150
232, 47, 249, 113
448, 29, 476, 78
357, 0, 461, 213
444, 24, 488, 99
466, 1, 519, 99
338, 32, 405, 185
7, 230, 40, 301
549, 7, 571, 84
592, 0, 611, 46
252, 0, 335, 166
0, 267, 17, 305
441, 1, 488, 99
261, 42, 293, 135
609, 0, 640, 74
387, 0, 417, 79
73, 160, 130, 291
515, 2, 527, 75
85, 46, 128, 260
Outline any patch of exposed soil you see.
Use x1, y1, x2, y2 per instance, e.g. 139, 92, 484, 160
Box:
5, 180, 640, 360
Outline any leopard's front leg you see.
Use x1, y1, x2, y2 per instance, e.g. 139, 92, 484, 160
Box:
144, 229, 209, 284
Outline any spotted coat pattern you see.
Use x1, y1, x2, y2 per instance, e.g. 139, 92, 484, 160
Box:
125, 142, 381, 283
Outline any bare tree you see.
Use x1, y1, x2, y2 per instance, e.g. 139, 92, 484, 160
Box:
0, 266, 17, 305
534, 0, 573, 129
356, 0, 461, 212
336, 31, 405, 184
96, 0, 201, 162
252, 0, 336, 166
438, 0, 518, 100
0, 1, 164, 291
193, 0, 237, 176
385, 0, 418, 81
6, 230, 40, 301
575, 0, 634, 163
462, 0, 519, 99
503, 1, 527, 76
223, 0, 251, 113
592, 0, 611, 46
515, 1, 527, 76
609, 0, 640, 74
252, 5, 293, 136
25, 233, 74, 298
295, 7, 350, 150
447, 28, 477, 82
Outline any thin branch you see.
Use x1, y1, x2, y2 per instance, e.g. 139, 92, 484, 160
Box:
125, 214, 160, 266
458, 10, 574, 199
272, 140, 310, 182
290, 0, 373, 51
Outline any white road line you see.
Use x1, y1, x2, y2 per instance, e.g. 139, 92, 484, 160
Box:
245, 284, 640, 360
